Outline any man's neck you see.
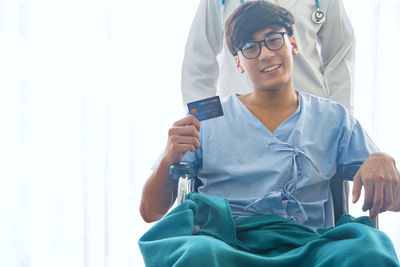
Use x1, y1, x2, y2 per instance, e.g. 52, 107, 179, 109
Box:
240, 87, 298, 115
238, 87, 299, 133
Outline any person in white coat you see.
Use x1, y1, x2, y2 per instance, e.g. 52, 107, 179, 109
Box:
181, 0, 355, 110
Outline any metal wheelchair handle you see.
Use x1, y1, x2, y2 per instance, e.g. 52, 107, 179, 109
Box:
169, 162, 197, 205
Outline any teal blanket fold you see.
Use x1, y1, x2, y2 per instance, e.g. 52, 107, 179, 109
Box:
139, 193, 399, 267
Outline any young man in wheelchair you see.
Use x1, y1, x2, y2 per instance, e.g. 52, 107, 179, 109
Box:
140, 1, 400, 265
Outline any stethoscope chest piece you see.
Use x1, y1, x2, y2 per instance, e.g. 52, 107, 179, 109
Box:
312, 8, 325, 24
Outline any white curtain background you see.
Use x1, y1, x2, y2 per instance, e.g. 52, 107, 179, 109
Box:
0, 0, 398, 266
345, 0, 400, 259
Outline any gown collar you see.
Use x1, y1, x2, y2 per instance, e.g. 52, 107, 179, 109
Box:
232, 92, 303, 145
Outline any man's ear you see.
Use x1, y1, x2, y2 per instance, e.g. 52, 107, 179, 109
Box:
235, 56, 245, 73
290, 36, 299, 55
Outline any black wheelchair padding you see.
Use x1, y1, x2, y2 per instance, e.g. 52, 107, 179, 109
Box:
169, 162, 197, 178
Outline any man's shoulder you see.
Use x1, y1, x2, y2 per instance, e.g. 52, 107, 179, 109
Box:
299, 92, 349, 114
216, 93, 238, 113
199, 94, 241, 131
299, 92, 357, 129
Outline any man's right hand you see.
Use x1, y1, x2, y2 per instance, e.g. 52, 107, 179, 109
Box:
163, 115, 201, 166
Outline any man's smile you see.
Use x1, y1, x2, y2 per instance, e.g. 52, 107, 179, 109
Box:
261, 64, 281, 73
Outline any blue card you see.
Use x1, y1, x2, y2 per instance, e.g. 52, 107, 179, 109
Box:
187, 96, 224, 121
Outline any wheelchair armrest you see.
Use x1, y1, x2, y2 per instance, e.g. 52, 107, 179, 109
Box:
338, 164, 362, 181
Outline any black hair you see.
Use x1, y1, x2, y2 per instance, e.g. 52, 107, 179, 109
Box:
225, 0, 295, 56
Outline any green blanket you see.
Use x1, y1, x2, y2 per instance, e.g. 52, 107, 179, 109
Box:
139, 193, 399, 267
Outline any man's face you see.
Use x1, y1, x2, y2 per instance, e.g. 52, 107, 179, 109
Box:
235, 27, 298, 92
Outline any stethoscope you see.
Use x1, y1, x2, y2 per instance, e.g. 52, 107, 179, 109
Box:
222, 0, 325, 24
311, 0, 325, 24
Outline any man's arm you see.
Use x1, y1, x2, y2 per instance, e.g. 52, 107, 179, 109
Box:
140, 116, 201, 223
352, 152, 400, 221
318, 0, 355, 110
140, 159, 178, 223
181, 0, 224, 105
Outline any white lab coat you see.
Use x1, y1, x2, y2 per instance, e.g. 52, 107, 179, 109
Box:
181, 0, 355, 110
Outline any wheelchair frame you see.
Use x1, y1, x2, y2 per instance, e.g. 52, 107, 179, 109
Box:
170, 162, 378, 228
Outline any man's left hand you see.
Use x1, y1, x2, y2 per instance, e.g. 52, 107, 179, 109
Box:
352, 152, 400, 221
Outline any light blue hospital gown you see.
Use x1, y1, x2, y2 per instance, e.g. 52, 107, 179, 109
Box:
156, 92, 379, 228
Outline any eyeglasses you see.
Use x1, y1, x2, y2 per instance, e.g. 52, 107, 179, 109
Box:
239, 32, 286, 59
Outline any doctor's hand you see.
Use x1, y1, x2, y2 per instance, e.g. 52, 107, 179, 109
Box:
163, 115, 200, 166
352, 152, 400, 221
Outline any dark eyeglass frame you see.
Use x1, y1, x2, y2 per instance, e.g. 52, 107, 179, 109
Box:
239, 32, 286, 59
